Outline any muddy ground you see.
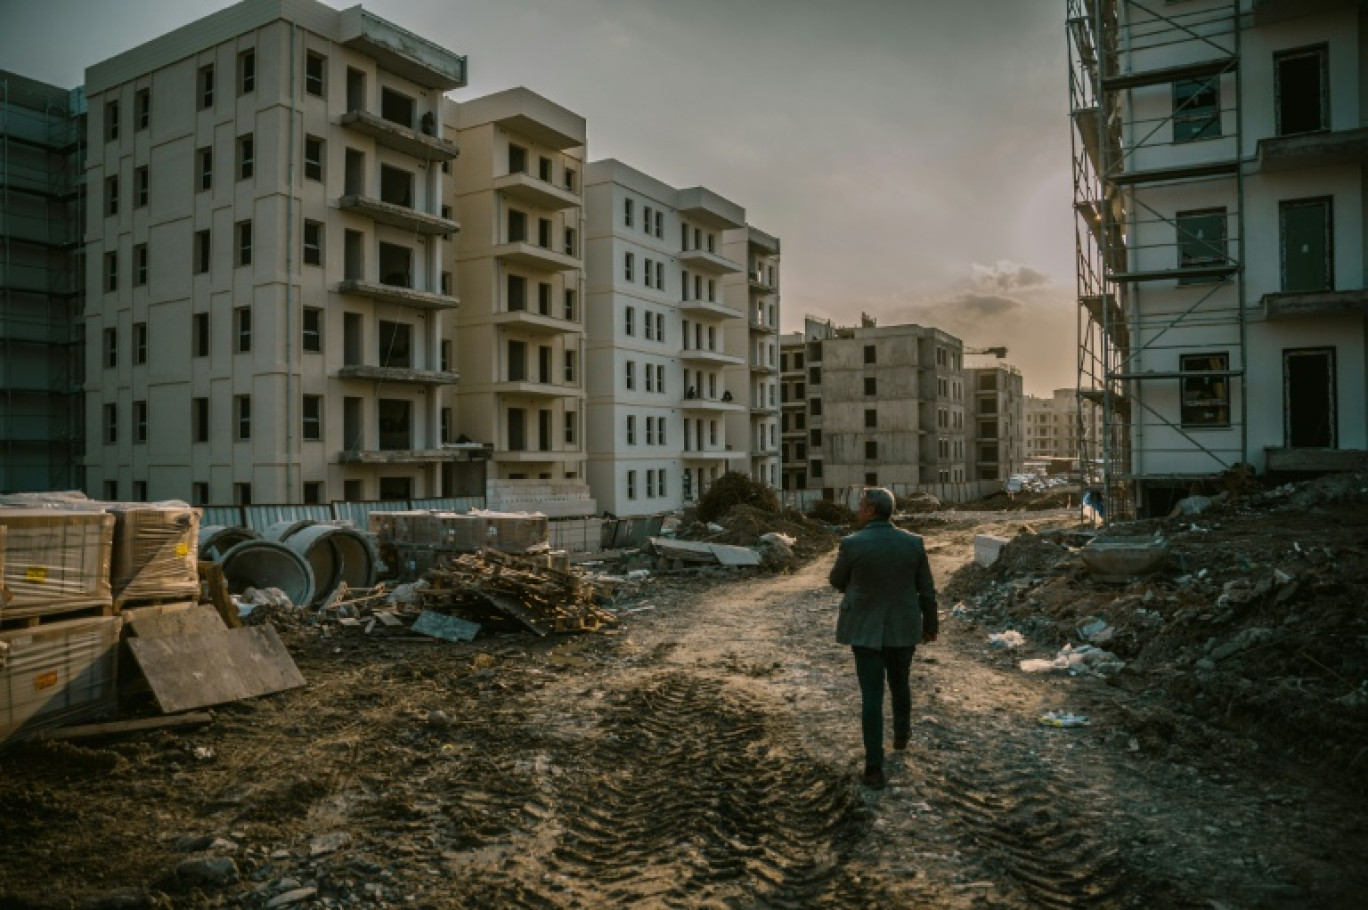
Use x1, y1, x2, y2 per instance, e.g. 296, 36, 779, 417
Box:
1, 474, 1366, 909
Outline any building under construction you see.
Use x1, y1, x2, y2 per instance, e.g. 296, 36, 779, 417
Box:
0, 72, 86, 493
1068, 0, 1367, 519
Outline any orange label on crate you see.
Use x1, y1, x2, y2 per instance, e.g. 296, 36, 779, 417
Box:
175, 543, 189, 558
35, 671, 59, 691
25, 566, 48, 584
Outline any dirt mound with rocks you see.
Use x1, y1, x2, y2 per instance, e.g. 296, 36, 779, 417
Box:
677, 504, 838, 565
946, 471, 1368, 776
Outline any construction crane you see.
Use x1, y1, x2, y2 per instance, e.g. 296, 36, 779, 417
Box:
965, 346, 1008, 358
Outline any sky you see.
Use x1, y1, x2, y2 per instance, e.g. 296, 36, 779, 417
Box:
1, 0, 1079, 396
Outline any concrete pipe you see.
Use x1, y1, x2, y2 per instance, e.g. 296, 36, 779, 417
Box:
199, 525, 260, 561
273, 522, 378, 604
217, 539, 316, 608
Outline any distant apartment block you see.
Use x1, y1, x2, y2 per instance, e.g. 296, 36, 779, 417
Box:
0, 71, 86, 492
1025, 388, 1100, 462
966, 364, 1025, 481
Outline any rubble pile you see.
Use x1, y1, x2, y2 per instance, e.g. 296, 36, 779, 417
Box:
946, 471, 1368, 773
676, 504, 837, 565
420, 549, 619, 635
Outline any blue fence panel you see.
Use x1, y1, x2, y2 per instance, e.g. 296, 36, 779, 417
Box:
243, 503, 333, 533
199, 505, 245, 529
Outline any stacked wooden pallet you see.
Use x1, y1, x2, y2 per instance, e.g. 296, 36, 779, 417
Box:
420, 550, 618, 636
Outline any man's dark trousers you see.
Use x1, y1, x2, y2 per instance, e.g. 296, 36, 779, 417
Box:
853, 644, 915, 770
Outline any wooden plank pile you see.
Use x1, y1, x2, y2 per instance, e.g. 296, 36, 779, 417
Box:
419, 550, 618, 637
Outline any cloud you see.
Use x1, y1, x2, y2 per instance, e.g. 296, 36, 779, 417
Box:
970, 260, 1052, 292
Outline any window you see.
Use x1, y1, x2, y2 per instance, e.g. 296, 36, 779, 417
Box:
104, 252, 118, 292
644, 311, 654, 341
1276, 46, 1328, 136
238, 134, 254, 180
508, 209, 527, 243
864, 345, 876, 365
564, 289, 577, 321
440, 340, 451, 372
305, 52, 325, 96
810, 428, 823, 446
135, 166, 149, 207
654, 210, 663, 238
105, 100, 119, 142
1176, 208, 1227, 284
507, 274, 526, 311
1173, 77, 1220, 143
625, 360, 636, 390
655, 261, 665, 291
379, 242, 412, 287
655, 313, 665, 343
195, 230, 211, 273
508, 144, 527, 174
303, 307, 322, 352
643, 206, 653, 233
235, 483, 252, 505
646, 470, 656, 498
625, 252, 635, 282
198, 147, 212, 191
538, 282, 552, 316
103, 327, 118, 368
1181, 352, 1231, 427
106, 176, 118, 216
564, 227, 577, 257
235, 395, 252, 439
135, 244, 148, 286
625, 306, 635, 336
809, 366, 821, 385
865, 408, 877, 428
1280, 197, 1333, 293
538, 218, 552, 248
624, 197, 634, 227
864, 377, 877, 396
134, 322, 147, 364
627, 470, 637, 499
564, 349, 577, 383
236, 220, 252, 266
645, 363, 655, 392
380, 164, 414, 207
198, 65, 214, 109
303, 395, 322, 440
565, 410, 577, 445
380, 88, 414, 128
304, 135, 323, 180
238, 49, 255, 95
303, 220, 323, 266
564, 168, 577, 192
135, 88, 150, 131
134, 400, 147, 443
865, 440, 878, 460
810, 399, 823, 417
193, 313, 209, 357
538, 156, 552, 182
627, 415, 637, 445
235, 306, 252, 353
103, 403, 117, 444
303, 482, 323, 505
192, 482, 209, 505
379, 321, 413, 368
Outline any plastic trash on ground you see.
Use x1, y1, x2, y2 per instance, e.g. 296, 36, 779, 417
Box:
1038, 711, 1091, 727
989, 630, 1026, 649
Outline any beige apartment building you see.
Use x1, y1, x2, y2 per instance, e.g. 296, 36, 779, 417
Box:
83, 0, 466, 505
1025, 388, 1102, 463
722, 226, 782, 490
445, 88, 594, 515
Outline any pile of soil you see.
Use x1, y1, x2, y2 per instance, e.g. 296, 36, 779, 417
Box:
677, 504, 839, 564
959, 487, 1080, 511
946, 471, 1368, 775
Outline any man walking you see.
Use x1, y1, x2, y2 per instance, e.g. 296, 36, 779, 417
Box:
829, 487, 939, 789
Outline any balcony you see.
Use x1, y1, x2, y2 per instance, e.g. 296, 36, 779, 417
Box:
337, 365, 458, 385
493, 241, 580, 274
1256, 127, 1368, 173
679, 348, 744, 368
748, 269, 776, 292
337, 279, 459, 311
749, 359, 774, 374
337, 195, 459, 235
338, 110, 460, 161
338, 7, 467, 89
492, 379, 579, 399
495, 172, 580, 211
1262, 287, 1368, 321
677, 186, 745, 230
677, 247, 744, 275
678, 298, 744, 320
338, 448, 454, 465
680, 394, 745, 414
493, 450, 581, 463
681, 448, 739, 462
491, 310, 580, 336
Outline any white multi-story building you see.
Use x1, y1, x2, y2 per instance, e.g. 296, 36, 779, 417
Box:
445, 88, 594, 515
83, 0, 466, 505
584, 159, 777, 516
723, 227, 781, 490
1070, 0, 1367, 517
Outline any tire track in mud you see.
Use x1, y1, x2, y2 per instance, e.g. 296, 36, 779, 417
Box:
931, 755, 1127, 908
447, 671, 893, 908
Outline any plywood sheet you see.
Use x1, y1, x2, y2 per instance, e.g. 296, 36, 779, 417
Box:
123, 603, 224, 639
127, 625, 305, 713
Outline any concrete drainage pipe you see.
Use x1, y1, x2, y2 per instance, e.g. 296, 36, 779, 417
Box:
199, 525, 260, 561
264, 521, 378, 605
216, 539, 316, 608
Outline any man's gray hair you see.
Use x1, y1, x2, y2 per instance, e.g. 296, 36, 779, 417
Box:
861, 487, 894, 519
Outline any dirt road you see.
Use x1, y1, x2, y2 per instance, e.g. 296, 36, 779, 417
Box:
2, 514, 1365, 908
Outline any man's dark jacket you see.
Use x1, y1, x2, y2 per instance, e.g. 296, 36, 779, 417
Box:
829, 518, 938, 648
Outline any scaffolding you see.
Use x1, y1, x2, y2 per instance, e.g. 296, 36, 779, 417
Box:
0, 71, 86, 493
1068, 0, 1245, 521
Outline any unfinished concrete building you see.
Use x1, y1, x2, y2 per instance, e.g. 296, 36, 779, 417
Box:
722, 226, 781, 491
1069, 0, 1368, 518
966, 363, 1026, 483
0, 72, 85, 493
